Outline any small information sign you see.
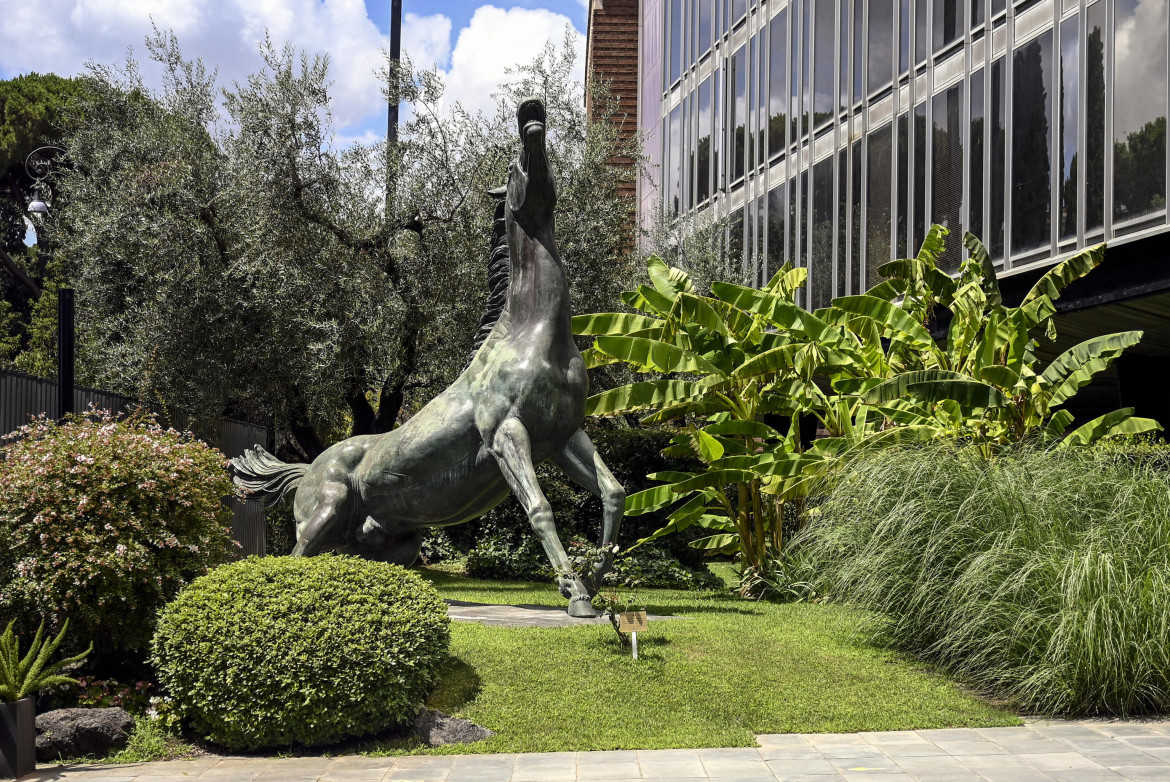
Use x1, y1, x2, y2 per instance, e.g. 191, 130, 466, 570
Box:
617, 611, 648, 633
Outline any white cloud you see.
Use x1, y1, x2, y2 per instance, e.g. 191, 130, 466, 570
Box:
1114, 0, 1169, 141
403, 12, 452, 69
0, 0, 393, 131
441, 5, 584, 119
0, 2, 582, 136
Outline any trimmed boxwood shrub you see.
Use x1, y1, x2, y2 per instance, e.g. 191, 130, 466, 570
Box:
0, 411, 234, 671
152, 555, 450, 750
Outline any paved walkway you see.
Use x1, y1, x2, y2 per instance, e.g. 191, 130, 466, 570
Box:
29, 720, 1170, 781
443, 600, 681, 628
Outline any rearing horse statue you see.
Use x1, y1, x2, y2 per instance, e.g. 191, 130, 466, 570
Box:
232, 98, 624, 618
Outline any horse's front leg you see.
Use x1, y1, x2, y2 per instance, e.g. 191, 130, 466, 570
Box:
552, 429, 625, 594
490, 417, 599, 618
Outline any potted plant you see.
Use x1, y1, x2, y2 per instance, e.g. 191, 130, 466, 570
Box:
0, 620, 89, 779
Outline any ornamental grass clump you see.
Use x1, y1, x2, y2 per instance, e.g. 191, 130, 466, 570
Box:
152, 555, 451, 750
0, 411, 235, 669
801, 443, 1170, 716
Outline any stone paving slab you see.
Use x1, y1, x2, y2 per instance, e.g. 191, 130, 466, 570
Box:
443, 600, 682, 628
29, 720, 1170, 781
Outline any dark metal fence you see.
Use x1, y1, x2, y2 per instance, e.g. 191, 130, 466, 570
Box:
0, 368, 268, 556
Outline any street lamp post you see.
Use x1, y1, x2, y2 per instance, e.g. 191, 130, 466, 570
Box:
24, 145, 73, 419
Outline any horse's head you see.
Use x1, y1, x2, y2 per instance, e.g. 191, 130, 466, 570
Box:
507, 97, 556, 222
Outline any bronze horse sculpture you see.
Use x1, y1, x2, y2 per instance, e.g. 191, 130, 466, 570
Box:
232, 98, 624, 617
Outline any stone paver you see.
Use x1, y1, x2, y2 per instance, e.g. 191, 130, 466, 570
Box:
29, 720, 1170, 781
443, 600, 681, 629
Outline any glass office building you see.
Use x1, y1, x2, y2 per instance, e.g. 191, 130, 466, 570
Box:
637, 0, 1169, 309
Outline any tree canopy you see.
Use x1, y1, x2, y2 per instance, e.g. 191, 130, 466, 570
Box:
34, 29, 639, 458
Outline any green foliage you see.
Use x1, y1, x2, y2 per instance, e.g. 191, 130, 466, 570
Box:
0, 411, 235, 669
151, 555, 450, 750
0, 619, 90, 702
0, 73, 86, 174
575, 226, 1154, 594
802, 444, 1170, 715
11, 253, 62, 377
50, 30, 638, 455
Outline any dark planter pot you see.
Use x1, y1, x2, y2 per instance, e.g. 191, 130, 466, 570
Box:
0, 698, 35, 779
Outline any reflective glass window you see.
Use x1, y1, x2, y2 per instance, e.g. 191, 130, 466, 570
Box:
897, 112, 909, 257
769, 184, 788, 268
913, 101, 927, 254
802, 0, 812, 136
851, 141, 864, 293
932, 85, 963, 271
853, 0, 865, 101
970, 68, 985, 241
769, 11, 789, 158
731, 0, 746, 27
933, 0, 960, 52
670, 0, 682, 84
868, 0, 894, 94
868, 124, 894, 285
1011, 31, 1053, 255
749, 36, 759, 169
1085, 1, 1105, 232
732, 45, 747, 183
915, 0, 928, 64
812, 157, 835, 309
838, 149, 848, 297
688, 93, 697, 208
757, 195, 768, 284
1059, 17, 1078, 240
992, 0, 1005, 17
900, 0, 911, 73
790, 4, 801, 140
700, 0, 713, 56
972, 0, 983, 28
689, 0, 698, 66
698, 78, 713, 203
839, 0, 850, 114
990, 57, 1006, 259
668, 105, 682, 214
757, 33, 768, 169
814, 0, 836, 127
1113, 0, 1168, 225
729, 207, 745, 273
789, 177, 799, 264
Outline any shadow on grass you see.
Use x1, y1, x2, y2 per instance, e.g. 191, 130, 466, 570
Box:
428, 655, 483, 713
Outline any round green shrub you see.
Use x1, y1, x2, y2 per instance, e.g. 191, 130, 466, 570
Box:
152, 555, 451, 750
0, 411, 235, 668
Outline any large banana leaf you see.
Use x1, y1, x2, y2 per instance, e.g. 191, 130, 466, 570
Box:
621, 284, 676, 317
593, 335, 724, 375
703, 420, 784, 439
764, 264, 808, 298
646, 255, 695, 297
830, 295, 935, 347
905, 379, 1009, 410
862, 369, 969, 404
572, 312, 663, 336
712, 283, 842, 345
1039, 331, 1142, 408
962, 231, 1002, 308
1058, 407, 1163, 449
586, 380, 708, 416
1023, 243, 1105, 304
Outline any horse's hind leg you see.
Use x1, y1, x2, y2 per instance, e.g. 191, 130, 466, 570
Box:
490, 417, 598, 618
552, 429, 625, 594
291, 480, 349, 557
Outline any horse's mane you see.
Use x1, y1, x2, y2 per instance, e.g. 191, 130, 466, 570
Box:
467, 191, 511, 366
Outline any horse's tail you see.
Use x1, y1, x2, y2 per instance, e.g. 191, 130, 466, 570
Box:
231, 446, 309, 504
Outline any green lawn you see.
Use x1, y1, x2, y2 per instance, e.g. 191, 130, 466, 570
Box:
400, 568, 1020, 754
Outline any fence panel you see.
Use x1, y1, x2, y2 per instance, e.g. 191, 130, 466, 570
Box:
1, 368, 268, 556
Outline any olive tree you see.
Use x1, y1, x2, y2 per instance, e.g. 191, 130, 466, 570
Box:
51, 29, 639, 458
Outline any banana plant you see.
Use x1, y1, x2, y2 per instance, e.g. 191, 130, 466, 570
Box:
575, 228, 1158, 590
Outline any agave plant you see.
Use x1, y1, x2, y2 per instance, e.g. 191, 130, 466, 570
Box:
574, 225, 1159, 588
0, 620, 90, 702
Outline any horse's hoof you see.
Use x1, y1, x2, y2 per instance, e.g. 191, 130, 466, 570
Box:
567, 595, 599, 618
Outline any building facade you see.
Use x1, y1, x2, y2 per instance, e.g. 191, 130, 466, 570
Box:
634, 0, 1168, 311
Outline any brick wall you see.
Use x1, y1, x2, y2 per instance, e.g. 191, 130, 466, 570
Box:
586, 0, 640, 204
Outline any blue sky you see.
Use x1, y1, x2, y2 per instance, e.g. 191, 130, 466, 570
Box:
0, 1, 589, 140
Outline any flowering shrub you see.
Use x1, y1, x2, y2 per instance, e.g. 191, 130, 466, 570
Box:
0, 410, 236, 667
75, 677, 154, 713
